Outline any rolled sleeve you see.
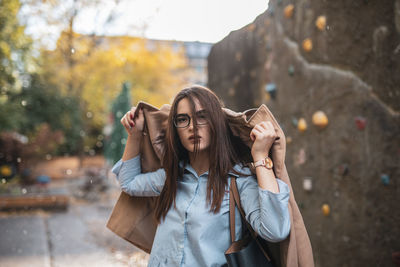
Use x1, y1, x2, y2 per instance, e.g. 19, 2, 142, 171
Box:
237, 174, 291, 243
111, 155, 166, 197
257, 178, 291, 242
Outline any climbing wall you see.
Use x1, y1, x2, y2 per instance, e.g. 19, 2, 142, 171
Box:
208, 0, 400, 266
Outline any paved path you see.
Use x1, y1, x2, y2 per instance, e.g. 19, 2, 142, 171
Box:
0, 179, 149, 267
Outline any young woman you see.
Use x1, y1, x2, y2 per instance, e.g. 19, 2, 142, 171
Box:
111, 85, 291, 267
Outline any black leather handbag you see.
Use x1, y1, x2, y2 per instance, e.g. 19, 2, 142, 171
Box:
224, 176, 278, 267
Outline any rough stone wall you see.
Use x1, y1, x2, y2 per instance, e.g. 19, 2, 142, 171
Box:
208, 1, 400, 266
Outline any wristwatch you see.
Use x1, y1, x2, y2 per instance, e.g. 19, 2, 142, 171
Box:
251, 156, 274, 169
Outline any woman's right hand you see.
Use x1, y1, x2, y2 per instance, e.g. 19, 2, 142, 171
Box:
121, 106, 145, 136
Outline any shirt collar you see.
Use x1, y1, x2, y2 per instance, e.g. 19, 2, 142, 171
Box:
178, 160, 240, 178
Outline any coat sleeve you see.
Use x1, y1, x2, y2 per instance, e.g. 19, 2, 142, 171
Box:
111, 155, 166, 197
236, 167, 291, 242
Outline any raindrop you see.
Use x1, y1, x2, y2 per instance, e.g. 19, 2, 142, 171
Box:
21, 100, 27, 106
89, 149, 95, 156
116, 111, 123, 118
22, 188, 27, 194
84, 146, 90, 152
71, 48, 75, 54
66, 169, 72, 175
111, 142, 117, 149
86, 112, 93, 118
1, 178, 6, 184
90, 179, 93, 184
46, 154, 52, 160
121, 138, 127, 145
80, 130, 86, 137
17, 157, 21, 163
96, 141, 103, 147
97, 135, 104, 140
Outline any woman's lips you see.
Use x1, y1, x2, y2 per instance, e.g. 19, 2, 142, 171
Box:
189, 136, 201, 142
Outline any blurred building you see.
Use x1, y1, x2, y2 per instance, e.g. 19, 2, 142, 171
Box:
146, 39, 213, 85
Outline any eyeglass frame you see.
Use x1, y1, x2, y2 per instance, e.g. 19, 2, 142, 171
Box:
173, 111, 208, 128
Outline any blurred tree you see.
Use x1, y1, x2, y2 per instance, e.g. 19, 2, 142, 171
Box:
16, 74, 83, 155
41, 33, 189, 157
104, 82, 131, 165
0, 0, 33, 130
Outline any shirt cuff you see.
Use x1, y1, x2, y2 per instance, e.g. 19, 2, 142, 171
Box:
111, 155, 141, 176
258, 178, 290, 201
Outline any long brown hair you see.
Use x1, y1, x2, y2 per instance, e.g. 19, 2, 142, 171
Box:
154, 85, 251, 224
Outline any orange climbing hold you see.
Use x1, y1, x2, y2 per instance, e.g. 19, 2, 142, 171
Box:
284, 4, 294, 18
322, 204, 330, 216
302, 38, 313, 52
298, 118, 307, 132
316, 15, 327, 31
312, 110, 328, 128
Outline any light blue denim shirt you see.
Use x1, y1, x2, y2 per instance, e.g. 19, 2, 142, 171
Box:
111, 155, 291, 267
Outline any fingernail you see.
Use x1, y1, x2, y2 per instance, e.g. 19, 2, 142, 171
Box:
130, 122, 134, 127
130, 114, 133, 119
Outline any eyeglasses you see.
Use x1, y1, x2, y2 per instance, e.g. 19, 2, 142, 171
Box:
173, 112, 208, 128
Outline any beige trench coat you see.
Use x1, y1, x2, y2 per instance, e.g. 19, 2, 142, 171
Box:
106, 101, 314, 267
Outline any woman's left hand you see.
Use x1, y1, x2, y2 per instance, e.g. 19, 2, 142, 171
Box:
250, 121, 277, 161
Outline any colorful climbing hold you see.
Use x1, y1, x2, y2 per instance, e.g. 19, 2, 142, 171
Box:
265, 83, 277, 99
302, 38, 313, 52
284, 4, 294, 18
298, 118, 307, 132
354, 116, 366, 130
312, 110, 329, 128
291, 117, 298, 127
288, 65, 295, 76
380, 174, 390, 185
286, 136, 292, 144
322, 204, 330, 216
316, 15, 327, 31
295, 148, 306, 165
303, 177, 313, 191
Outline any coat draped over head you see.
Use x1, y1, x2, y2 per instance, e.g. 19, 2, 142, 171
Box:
106, 101, 315, 267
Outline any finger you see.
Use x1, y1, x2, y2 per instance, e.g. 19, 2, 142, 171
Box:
258, 122, 276, 136
121, 117, 131, 131
254, 124, 267, 134
250, 127, 263, 141
124, 116, 134, 128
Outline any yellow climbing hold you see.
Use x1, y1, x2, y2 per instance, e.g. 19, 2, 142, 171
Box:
297, 118, 307, 132
302, 38, 313, 52
322, 204, 330, 216
286, 136, 292, 144
316, 15, 326, 31
284, 4, 294, 18
312, 110, 328, 128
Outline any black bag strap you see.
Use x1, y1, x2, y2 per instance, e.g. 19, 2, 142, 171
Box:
229, 176, 272, 262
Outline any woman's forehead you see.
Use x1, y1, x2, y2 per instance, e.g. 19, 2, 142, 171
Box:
177, 97, 203, 114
